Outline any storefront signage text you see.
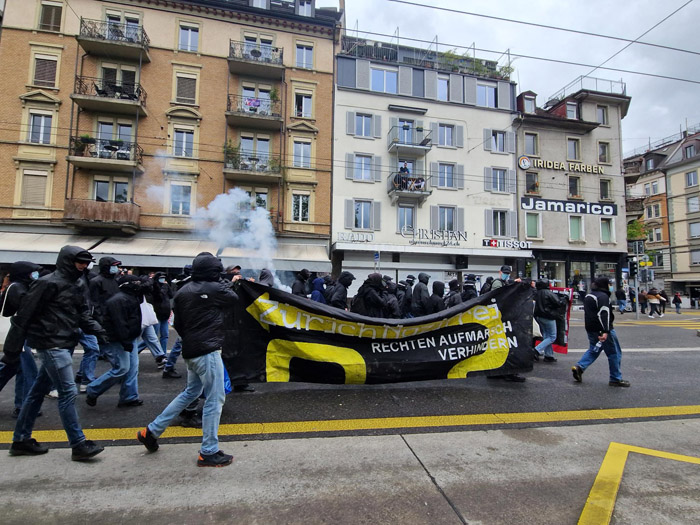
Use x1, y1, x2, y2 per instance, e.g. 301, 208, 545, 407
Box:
482, 239, 532, 250
518, 155, 604, 174
521, 197, 617, 216
338, 232, 375, 242
401, 228, 468, 247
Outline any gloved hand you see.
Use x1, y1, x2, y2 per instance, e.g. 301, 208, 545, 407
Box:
123, 342, 133, 352
97, 334, 109, 346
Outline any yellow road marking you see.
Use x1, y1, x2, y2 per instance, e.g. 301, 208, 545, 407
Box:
578, 442, 700, 524
2, 404, 700, 444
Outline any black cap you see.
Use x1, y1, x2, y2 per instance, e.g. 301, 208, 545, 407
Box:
74, 250, 95, 263
406, 274, 416, 281
382, 275, 393, 282
500, 265, 512, 273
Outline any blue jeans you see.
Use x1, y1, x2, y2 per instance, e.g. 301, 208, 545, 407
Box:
148, 351, 225, 455
87, 341, 139, 403
0, 344, 38, 410
618, 299, 627, 313
156, 320, 169, 355
535, 317, 557, 358
676, 304, 681, 314
164, 337, 182, 372
576, 329, 623, 382
138, 325, 165, 359
76, 331, 100, 385
14, 348, 85, 447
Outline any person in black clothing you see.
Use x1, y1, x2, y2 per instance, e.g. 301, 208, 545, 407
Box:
350, 273, 387, 317
402, 275, 416, 318
396, 281, 407, 312
427, 281, 446, 314
384, 281, 401, 319
258, 268, 275, 287
533, 279, 566, 362
328, 271, 355, 310
461, 274, 478, 302
614, 287, 627, 315
292, 269, 310, 297
89, 257, 122, 326
411, 273, 432, 317
444, 279, 463, 308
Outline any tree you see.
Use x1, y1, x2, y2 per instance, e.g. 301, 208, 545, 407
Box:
627, 219, 648, 240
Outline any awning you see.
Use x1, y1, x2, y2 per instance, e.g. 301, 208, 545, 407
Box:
0, 232, 104, 265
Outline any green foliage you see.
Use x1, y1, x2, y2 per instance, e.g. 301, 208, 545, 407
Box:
627, 219, 648, 240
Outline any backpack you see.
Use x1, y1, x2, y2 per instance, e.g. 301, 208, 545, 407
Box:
479, 281, 493, 294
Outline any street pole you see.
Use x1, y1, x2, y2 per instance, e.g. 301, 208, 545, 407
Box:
634, 242, 641, 320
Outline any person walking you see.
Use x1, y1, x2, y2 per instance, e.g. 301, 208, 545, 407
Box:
659, 289, 669, 315
292, 269, 310, 297
151, 272, 174, 373
615, 286, 627, 315
4, 246, 107, 460
410, 273, 432, 317
350, 273, 387, 317
461, 274, 478, 302
137, 253, 238, 467
646, 288, 665, 318
672, 292, 682, 314
444, 279, 463, 308
427, 281, 446, 313
401, 275, 416, 318
571, 276, 630, 387
328, 271, 355, 310
638, 290, 648, 315
533, 279, 565, 363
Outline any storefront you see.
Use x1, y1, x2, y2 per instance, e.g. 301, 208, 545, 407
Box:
526, 248, 625, 293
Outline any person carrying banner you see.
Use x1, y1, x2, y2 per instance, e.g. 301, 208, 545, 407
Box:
350, 273, 387, 317
533, 279, 566, 363
383, 281, 401, 319
410, 273, 432, 317
328, 271, 355, 310
571, 276, 630, 387
461, 274, 478, 302
427, 281, 446, 313
444, 279, 463, 308
292, 269, 310, 297
401, 275, 416, 318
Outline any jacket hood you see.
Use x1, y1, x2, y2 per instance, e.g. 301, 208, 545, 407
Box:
154, 271, 167, 281
56, 245, 90, 280
9, 261, 42, 283
448, 279, 460, 291
338, 271, 355, 287
312, 277, 326, 292
387, 281, 398, 294
432, 281, 445, 296
98, 256, 121, 276
536, 279, 551, 290
258, 269, 275, 286
118, 274, 143, 296
418, 272, 430, 284
366, 273, 384, 289
397, 280, 407, 291
298, 269, 311, 281
192, 254, 224, 282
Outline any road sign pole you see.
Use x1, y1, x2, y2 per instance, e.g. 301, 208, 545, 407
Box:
634, 242, 641, 320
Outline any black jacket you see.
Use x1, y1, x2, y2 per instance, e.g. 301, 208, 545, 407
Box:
427, 281, 446, 314
89, 257, 121, 325
329, 271, 354, 310
444, 290, 462, 309
291, 269, 310, 297
103, 284, 142, 346
173, 254, 239, 359
3, 246, 106, 362
584, 288, 614, 334
1, 261, 41, 317
534, 281, 565, 320
351, 274, 386, 317
615, 288, 626, 301
411, 273, 432, 317
383, 282, 401, 319
401, 283, 413, 317
461, 284, 478, 302
149, 272, 173, 321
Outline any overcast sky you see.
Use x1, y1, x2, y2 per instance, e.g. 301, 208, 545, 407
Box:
338, 0, 700, 157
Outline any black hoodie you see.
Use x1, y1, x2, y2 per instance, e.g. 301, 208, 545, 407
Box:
411, 272, 432, 317
258, 269, 275, 287
328, 271, 355, 310
427, 281, 446, 314
1, 261, 41, 317
292, 269, 310, 297
149, 271, 173, 321
89, 256, 121, 325
103, 276, 143, 345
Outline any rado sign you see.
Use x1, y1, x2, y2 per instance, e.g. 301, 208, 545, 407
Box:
521, 197, 617, 216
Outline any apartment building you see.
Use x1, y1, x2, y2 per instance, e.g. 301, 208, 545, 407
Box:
513, 77, 630, 290
0, 0, 340, 273
332, 35, 525, 291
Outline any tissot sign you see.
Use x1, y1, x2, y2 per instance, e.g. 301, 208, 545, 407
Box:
482, 239, 532, 250
518, 155, 604, 174
521, 197, 617, 216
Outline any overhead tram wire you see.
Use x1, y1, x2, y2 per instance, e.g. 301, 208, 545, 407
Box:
386, 0, 700, 58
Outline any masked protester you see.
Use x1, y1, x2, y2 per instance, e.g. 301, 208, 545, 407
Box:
351, 273, 387, 317
310, 277, 327, 304
328, 271, 355, 310
411, 273, 432, 317
384, 281, 401, 319
427, 281, 446, 314
461, 274, 478, 302
444, 279, 463, 308
292, 268, 311, 297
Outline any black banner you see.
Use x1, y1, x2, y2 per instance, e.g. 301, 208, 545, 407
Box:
223, 281, 534, 385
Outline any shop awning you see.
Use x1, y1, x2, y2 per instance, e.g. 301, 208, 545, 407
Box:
0, 232, 104, 265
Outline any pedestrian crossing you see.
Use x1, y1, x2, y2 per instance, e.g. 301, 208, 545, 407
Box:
613, 315, 700, 330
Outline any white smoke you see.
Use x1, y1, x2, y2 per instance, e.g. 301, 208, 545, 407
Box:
145, 185, 165, 202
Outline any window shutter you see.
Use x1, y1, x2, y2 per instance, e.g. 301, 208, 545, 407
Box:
21, 173, 47, 206
176, 76, 196, 104
507, 211, 517, 237
424, 70, 438, 99
102, 67, 117, 85
449, 73, 463, 103
497, 81, 512, 110
372, 201, 381, 231
456, 164, 465, 189
398, 66, 412, 95
346, 111, 355, 135
356, 59, 370, 90
34, 58, 57, 87
506, 131, 516, 153
389, 117, 398, 146
484, 167, 493, 191
344, 199, 354, 229
416, 159, 425, 179
373, 114, 382, 138
345, 153, 354, 180
483, 128, 492, 151
430, 206, 439, 231
372, 155, 382, 182
456, 207, 465, 232
430, 123, 438, 145
456, 125, 464, 148
464, 76, 477, 105
430, 162, 438, 187
484, 209, 493, 236
507, 169, 517, 194
40, 5, 62, 31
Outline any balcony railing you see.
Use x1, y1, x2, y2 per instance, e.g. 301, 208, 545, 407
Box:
69, 136, 143, 164
74, 76, 147, 106
387, 125, 433, 153
224, 150, 282, 174
229, 40, 283, 66
64, 199, 141, 232
386, 172, 432, 205
226, 94, 281, 117
79, 18, 150, 50
548, 75, 626, 106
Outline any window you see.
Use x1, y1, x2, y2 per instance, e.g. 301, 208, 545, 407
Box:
569, 176, 581, 197
569, 216, 583, 241
651, 181, 659, 194
492, 168, 507, 192
690, 222, 700, 238
688, 196, 700, 213
176, 74, 197, 104
33, 56, 57, 87
251, 0, 267, 8
524, 133, 538, 155
439, 207, 455, 231
477, 84, 497, 107
173, 129, 194, 157
526, 212, 540, 238
178, 24, 198, 52
298, 0, 312, 16
39, 1, 62, 31
239, 135, 270, 165
597, 105, 609, 125
296, 44, 313, 69
370, 68, 397, 94
686, 171, 698, 187
492, 210, 507, 236
524, 96, 535, 113
653, 203, 661, 217
355, 114, 372, 137
646, 158, 655, 170
567, 138, 580, 160
28, 113, 52, 144
398, 205, 414, 233
600, 179, 611, 200
254, 191, 268, 209
294, 93, 312, 117
438, 163, 455, 188
354, 200, 371, 229
292, 194, 310, 222
293, 140, 311, 168
566, 102, 578, 119
686, 144, 697, 158
94, 178, 128, 203
654, 227, 662, 242
170, 184, 191, 215
526, 172, 539, 193
644, 183, 651, 196
398, 119, 413, 144
20, 170, 48, 206
598, 142, 610, 163
645, 205, 652, 219
692, 250, 700, 265
600, 218, 614, 243
491, 130, 506, 152
354, 155, 372, 181
653, 252, 663, 267
437, 76, 449, 101
438, 124, 453, 146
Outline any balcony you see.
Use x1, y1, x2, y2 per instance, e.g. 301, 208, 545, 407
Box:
226, 94, 282, 130
223, 150, 283, 184
387, 125, 433, 156
67, 137, 144, 174
228, 40, 284, 79
63, 199, 140, 234
71, 76, 147, 117
386, 172, 432, 206
76, 18, 151, 62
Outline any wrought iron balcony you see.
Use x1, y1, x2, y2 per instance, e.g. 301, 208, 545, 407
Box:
68, 136, 144, 173
225, 94, 282, 130
64, 198, 140, 234
386, 171, 432, 205
224, 150, 283, 184
72, 76, 147, 116
77, 18, 151, 62
228, 40, 284, 79
387, 125, 433, 156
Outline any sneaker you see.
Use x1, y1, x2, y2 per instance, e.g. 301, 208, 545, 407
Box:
71, 440, 104, 461
162, 368, 182, 379
9, 438, 49, 456
543, 356, 558, 363
503, 374, 526, 382
117, 399, 144, 408
659, 314, 664, 318
532, 349, 540, 362
79, 384, 88, 394
156, 356, 166, 369
197, 450, 233, 468
233, 384, 255, 393
136, 428, 159, 452
46, 390, 58, 399
648, 315, 654, 318
179, 414, 202, 428
572, 365, 583, 383
609, 379, 631, 387
86, 394, 97, 407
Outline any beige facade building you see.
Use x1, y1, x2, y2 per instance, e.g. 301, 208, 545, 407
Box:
0, 0, 340, 273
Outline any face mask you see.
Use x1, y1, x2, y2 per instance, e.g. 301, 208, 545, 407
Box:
30, 271, 39, 280
109, 266, 119, 275
502, 273, 510, 279
158, 278, 166, 284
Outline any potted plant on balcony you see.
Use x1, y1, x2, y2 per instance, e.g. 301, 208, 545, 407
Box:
269, 87, 279, 103
223, 140, 240, 169
76, 134, 95, 156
